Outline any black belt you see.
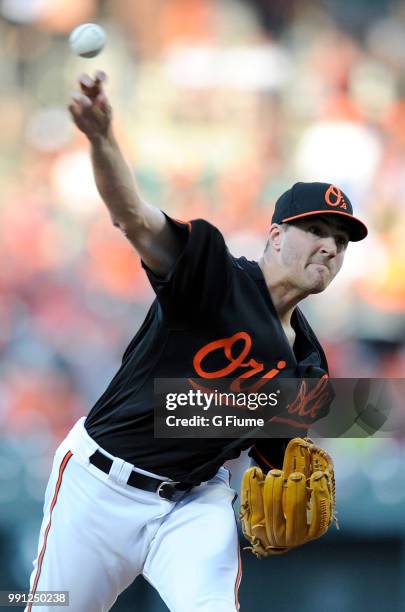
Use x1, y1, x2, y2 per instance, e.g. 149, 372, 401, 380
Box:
89, 450, 192, 502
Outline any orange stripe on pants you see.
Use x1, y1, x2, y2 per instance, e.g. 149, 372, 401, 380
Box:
234, 543, 242, 610
28, 451, 73, 612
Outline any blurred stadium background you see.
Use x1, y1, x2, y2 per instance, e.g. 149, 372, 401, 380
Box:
0, 0, 404, 610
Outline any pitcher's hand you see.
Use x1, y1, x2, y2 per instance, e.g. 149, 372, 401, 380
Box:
68, 70, 112, 140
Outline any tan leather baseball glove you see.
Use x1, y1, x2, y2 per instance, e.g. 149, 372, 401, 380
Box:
240, 437, 337, 557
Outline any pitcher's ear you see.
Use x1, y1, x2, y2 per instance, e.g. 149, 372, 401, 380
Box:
268, 223, 285, 252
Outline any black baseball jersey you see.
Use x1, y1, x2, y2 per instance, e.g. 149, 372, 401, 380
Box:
85, 216, 329, 483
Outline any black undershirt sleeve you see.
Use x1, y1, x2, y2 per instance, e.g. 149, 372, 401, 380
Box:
248, 439, 290, 471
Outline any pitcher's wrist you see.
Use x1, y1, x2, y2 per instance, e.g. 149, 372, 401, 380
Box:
88, 127, 114, 148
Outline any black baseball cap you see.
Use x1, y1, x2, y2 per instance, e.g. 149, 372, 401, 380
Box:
271, 182, 368, 241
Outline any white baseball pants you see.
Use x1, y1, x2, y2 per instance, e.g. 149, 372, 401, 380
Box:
26, 418, 242, 612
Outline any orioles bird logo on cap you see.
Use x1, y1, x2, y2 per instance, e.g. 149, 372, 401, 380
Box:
325, 184, 348, 210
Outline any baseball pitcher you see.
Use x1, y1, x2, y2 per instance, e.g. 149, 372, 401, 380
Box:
26, 71, 368, 612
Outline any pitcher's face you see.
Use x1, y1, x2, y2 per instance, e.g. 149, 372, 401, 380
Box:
278, 217, 349, 294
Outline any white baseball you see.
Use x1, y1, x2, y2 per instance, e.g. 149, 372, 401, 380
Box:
69, 23, 106, 58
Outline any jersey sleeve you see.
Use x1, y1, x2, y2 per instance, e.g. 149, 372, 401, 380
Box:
142, 215, 233, 323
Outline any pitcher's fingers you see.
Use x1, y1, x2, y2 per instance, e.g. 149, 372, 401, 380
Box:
94, 91, 110, 111
79, 74, 100, 98
72, 92, 92, 108
68, 101, 82, 120
94, 70, 107, 85
78, 72, 107, 106
79, 73, 94, 88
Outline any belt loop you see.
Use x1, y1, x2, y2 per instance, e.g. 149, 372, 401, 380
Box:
108, 458, 133, 486
64, 418, 98, 465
